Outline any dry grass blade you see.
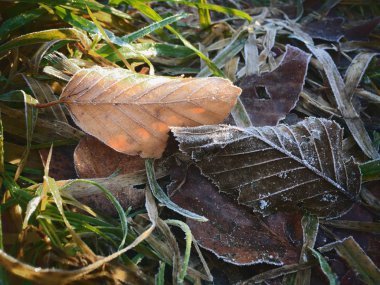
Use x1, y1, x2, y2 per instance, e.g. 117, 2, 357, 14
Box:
344, 52, 379, 100
307, 45, 379, 159
59, 66, 241, 158
318, 237, 380, 285
172, 117, 361, 218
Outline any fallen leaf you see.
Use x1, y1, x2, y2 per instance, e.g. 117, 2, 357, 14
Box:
238, 45, 311, 126
74, 135, 146, 178
302, 17, 345, 42
39, 146, 77, 180
172, 117, 361, 218
63, 178, 145, 217
169, 164, 302, 265
344, 17, 380, 41
59, 66, 241, 158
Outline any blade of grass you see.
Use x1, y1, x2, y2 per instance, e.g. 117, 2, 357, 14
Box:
309, 248, 338, 285
46, 176, 96, 257
120, 0, 224, 77
295, 214, 319, 285
14, 0, 132, 20
0, 113, 7, 285
165, 219, 192, 284
197, 28, 247, 77
14, 91, 38, 181
60, 179, 129, 250
318, 236, 380, 285
22, 196, 42, 229
0, 8, 46, 40
238, 263, 314, 284
145, 159, 207, 222
121, 13, 189, 43
198, 0, 212, 28
155, 261, 166, 285
120, 0, 252, 21
360, 159, 380, 182
0, 28, 91, 54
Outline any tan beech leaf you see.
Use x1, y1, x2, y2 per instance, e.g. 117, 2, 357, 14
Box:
172, 117, 361, 218
59, 66, 241, 158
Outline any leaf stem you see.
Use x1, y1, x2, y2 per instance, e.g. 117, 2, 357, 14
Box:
34, 100, 61, 109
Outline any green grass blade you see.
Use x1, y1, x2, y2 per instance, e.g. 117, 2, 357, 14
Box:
121, 13, 189, 43
61, 179, 129, 250
360, 159, 380, 182
155, 261, 166, 285
198, 0, 212, 28
14, 91, 38, 181
121, 0, 252, 21
145, 159, 207, 222
0, 8, 46, 40
0, 90, 36, 103
309, 248, 338, 285
14, 0, 132, 20
165, 219, 192, 284
119, 0, 224, 77
197, 28, 247, 77
97, 42, 195, 63
22, 196, 42, 229
0, 28, 91, 53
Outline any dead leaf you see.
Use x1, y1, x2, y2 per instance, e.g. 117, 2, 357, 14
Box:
238, 45, 311, 126
63, 179, 145, 217
74, 135, 146, 178
59, 66, 241, 158
39, 146, 77, 180
172, 117, 361, 218
302, 17, 345, 42
344, 17, 380, 41
169, 164, 302, 265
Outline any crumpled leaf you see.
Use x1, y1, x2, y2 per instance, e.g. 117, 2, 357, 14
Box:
169, 164, 302, 265
238, 45, 311, 126
60, 66, 241, 158
172, 117, 361, 218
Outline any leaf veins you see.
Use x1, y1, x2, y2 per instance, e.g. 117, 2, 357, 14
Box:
60, 66, 241, 158
172, 117, 361, 218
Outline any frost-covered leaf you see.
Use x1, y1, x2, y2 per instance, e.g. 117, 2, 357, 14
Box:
172, 117, 361, 218
169, 164, 302, 265
302, 17, 345, 42
238, 45, 310, 126
60, 66, 241, 158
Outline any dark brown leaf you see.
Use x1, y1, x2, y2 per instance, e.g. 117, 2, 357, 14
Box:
302, 17, 345, 42
39, 146, 77, 180
238, 45, 310, 126
74, 135, 146, 178
344, 17, 380, 41
169, 165, 302, 265
172, 117, 361, 218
